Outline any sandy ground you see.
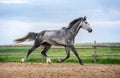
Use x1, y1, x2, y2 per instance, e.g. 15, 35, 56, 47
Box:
0, 62, 120, 78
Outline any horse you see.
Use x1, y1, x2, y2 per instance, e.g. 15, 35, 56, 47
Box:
14, 16, 92, 65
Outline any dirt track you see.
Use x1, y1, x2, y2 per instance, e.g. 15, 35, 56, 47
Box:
0, 63, 120, 78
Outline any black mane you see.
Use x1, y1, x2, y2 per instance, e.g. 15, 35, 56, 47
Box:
67, 17, 82, 29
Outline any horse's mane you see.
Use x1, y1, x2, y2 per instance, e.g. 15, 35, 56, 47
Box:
67, 17, 82, 29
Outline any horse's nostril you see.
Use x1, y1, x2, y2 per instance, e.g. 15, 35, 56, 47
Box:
88, 29, 92, 33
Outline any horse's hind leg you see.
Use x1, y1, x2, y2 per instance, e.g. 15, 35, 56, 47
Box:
41, 44, 51, 63
21, 46, 37, 62
21, 38, 41, 63
57, 47, 70, 63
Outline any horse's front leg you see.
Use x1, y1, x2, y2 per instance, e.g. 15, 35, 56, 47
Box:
70, 45, 83, 65
57, 47, 70, 63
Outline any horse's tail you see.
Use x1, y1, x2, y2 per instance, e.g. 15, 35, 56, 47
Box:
14, 32, 38, 43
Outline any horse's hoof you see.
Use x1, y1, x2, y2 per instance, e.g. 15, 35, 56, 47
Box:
21, 58, 25, 63
21, 61, 23, 63
57, 60, 62, 63
48, 61, 51, 64
46, 57, 51, 64
80, 63, 84, 65
57, 61, 60, 63
57, 58, 63, 63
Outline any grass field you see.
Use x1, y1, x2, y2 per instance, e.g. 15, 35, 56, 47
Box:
0, 43, 120, 64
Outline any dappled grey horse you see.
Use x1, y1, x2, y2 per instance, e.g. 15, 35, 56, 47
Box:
14, 16, 92, 65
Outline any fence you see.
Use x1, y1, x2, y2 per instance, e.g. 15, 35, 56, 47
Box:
92, 41, 120, 63
0, 41, 120, 63
0, 46, 93, 58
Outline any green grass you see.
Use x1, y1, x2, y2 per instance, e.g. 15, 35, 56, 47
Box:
0, 42, 120, 64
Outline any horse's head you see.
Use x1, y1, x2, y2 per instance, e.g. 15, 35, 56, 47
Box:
79, 16, 92, 33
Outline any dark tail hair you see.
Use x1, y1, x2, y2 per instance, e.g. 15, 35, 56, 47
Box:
14, 32, 38, 43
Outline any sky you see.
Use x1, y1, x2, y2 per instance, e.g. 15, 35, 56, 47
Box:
0, 0, 120, 45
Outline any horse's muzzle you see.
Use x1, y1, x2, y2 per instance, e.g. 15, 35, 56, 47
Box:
88, 28, 92, 33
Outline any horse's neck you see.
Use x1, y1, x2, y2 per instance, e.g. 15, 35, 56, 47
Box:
68, 21, 81, 38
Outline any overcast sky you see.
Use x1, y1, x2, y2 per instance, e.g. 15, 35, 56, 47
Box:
0, 0, 120, 45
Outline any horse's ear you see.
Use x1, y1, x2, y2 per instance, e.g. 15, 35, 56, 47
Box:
83, 16, 87, 21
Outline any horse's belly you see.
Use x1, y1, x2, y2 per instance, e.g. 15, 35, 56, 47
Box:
42, 31, 67, 46
43, 39, 66, 46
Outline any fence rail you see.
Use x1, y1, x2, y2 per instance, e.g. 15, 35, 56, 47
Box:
92, 41, 120, 63
0, 53, 93, 58
93, 44, 120, 48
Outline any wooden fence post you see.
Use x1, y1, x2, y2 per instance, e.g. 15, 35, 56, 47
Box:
93, 41, 97, 63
